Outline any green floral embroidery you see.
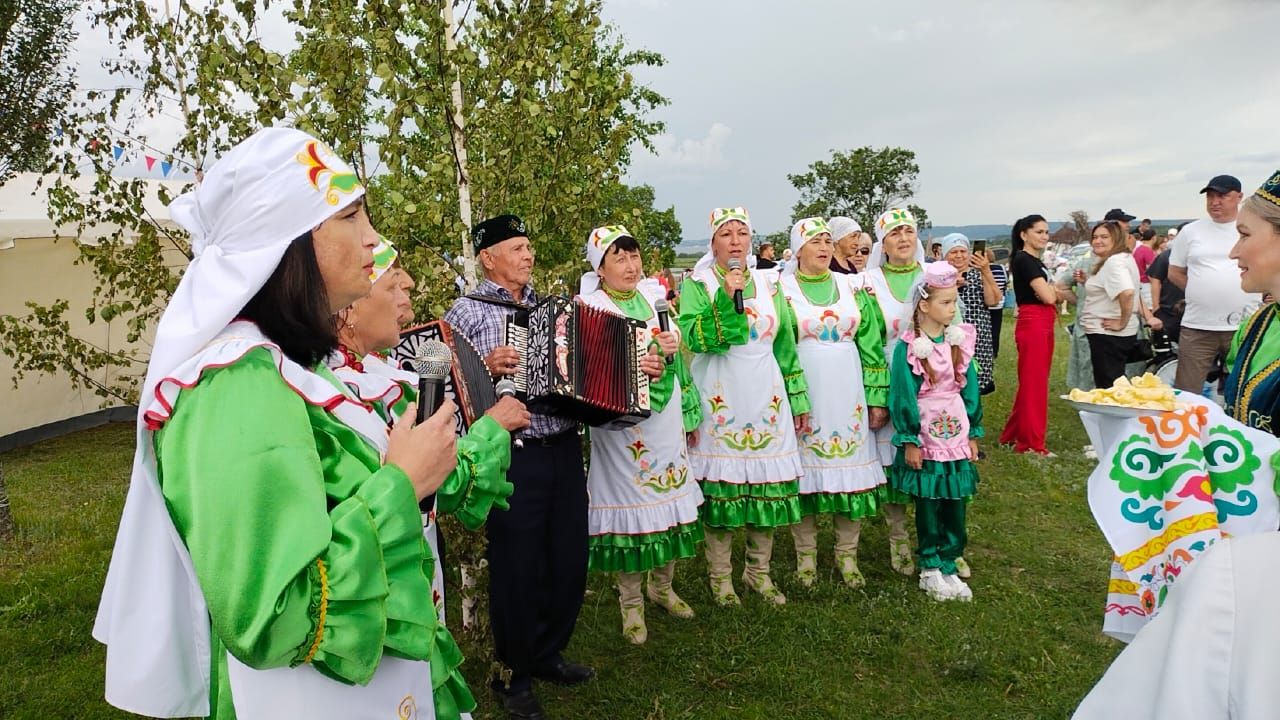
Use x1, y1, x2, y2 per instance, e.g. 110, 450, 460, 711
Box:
1203, 425, 1260, 493
928, 411, 963, 440
296, 140, 362, 206
802, 405, 865, 460
627, 438, 649, 463
639, 463, 690, 494
1109, 435, 1202, 501
707, 385, 780, 452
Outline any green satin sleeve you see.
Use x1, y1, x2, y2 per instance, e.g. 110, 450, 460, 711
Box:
772, 284, 811, 416
676, 276, 749, 354
963, 360, 985, 439
854, 288, 889, 407
155, 348, 436, 688
889, 341, 925, 447
437, 415, 514, 530
388, 381, 514, 531
677, 354, 703, 431
646, 356, 677, 414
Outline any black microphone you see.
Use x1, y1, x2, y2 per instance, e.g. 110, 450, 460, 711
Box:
413, 340, 452, 424
654, 297, 674, 365
494, 377, 524, 450
727, 257, 745, 314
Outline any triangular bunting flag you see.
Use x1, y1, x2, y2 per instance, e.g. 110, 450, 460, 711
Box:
113, 146, 124, 160
161, 161, 172, 176
145, 155, 156, 170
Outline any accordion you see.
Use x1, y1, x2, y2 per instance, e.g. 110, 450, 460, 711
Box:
506, 296, 651, 429
391, 320, 497, 434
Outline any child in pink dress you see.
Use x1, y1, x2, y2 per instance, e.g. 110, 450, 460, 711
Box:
889, 262, 983, 602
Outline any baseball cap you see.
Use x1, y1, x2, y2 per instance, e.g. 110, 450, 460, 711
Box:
1200, 174, 1242, 194
1104, 208, 1136, 222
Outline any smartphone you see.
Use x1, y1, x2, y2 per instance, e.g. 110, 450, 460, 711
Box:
972, 239, 987, 255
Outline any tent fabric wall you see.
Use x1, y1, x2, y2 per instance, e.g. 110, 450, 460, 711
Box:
0, 173, 188, 445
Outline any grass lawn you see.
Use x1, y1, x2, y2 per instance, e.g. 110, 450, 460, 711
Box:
0, 318, 1124, 719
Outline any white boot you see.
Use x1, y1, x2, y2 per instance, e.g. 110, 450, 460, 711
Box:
943, 574, 973, 602
919, 568, 956, 602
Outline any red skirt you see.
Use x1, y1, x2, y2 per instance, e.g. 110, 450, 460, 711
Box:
999, 303, 1056, 453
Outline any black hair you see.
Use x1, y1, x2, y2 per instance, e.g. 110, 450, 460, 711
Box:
601, 234, 642, 261
238, 231, 339, 368
1010, 214, 1047, 254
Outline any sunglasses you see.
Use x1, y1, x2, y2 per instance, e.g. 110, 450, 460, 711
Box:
855, 248, 872, 256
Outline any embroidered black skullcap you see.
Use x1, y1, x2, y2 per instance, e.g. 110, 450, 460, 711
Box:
472, 214, 529, 253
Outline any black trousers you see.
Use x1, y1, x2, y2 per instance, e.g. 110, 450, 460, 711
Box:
1155, 308, 1181, 344
1087, 332, 1137, 389
486, 429, 588, 692
989, 307, 1005, 359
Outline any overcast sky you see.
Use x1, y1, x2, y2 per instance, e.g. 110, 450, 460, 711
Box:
603, 0, 1280, 237
69, 0, 1280, 239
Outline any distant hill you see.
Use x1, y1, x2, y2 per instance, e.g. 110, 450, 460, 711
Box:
676, 219, 1192, 253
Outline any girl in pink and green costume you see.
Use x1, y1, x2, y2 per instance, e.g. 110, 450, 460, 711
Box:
677, 206, 810, 606
889, 261, 983, 602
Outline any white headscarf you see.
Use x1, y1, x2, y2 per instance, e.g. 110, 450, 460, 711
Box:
939, 232, 970, 259
828, 216, 862, 243
867, 208, 926, 270
94, 127, 366, 717
784, 217, 830, 275
579, 224, 633, 295
693, 206, 751, 275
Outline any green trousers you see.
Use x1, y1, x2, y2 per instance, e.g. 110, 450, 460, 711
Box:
914, 497, 967, 575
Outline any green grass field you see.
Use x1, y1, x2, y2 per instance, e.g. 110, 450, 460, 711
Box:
0, 318, 1123, 719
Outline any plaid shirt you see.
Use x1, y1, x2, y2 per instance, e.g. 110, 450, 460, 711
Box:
444, 279, 577, 439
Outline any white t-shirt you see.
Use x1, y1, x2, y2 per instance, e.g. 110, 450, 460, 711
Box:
1080, 253, 1139, 336
1169, 217, 1262, 331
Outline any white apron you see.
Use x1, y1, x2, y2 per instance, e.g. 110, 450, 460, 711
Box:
780, 274, 887, 496
688, 267, 803, 486
863, 266, 919, 466
580, 287, 703, 537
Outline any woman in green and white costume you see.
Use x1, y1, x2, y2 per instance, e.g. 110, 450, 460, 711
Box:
93, 128, 509, 720
778, 217, 892, 589
677, 206, 810, 606
577, 225, 704, 645
862, 207, 952, 577
328, 236, 528, 625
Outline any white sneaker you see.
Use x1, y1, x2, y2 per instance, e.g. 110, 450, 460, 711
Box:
919, 568, 956, 601
944, 574, 973, 601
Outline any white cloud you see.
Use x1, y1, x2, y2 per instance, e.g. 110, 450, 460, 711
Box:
633, 122, 732, 172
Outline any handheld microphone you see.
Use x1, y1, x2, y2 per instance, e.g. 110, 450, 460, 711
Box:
495, 377, 524, 450
413, 340, 452, 424
727, 257, 745, 314
654, 297, 674, 365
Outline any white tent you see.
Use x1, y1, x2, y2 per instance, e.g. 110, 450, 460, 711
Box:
0, 172, 186, 249
0, 172, 190, 447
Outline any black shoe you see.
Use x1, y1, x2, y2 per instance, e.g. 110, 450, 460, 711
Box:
493, 686, 547, 720
532, 658, 596, 686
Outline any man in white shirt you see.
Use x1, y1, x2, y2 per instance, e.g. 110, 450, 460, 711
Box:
1168, 174, 1261, 392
